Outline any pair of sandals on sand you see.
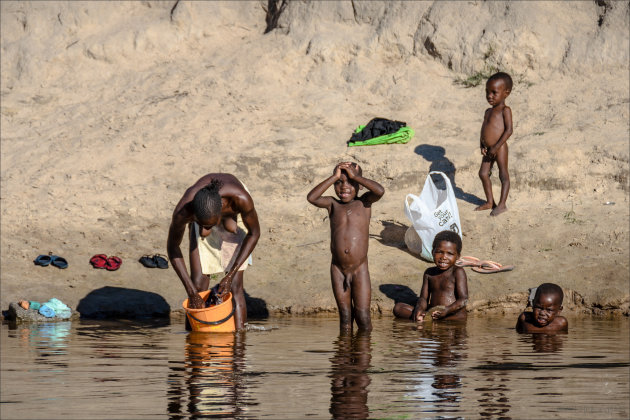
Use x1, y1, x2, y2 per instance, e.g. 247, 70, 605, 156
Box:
90, 254, 122, 271
455, 256, 514, 274
33, 253, 68, 269
138, 254, 169, 269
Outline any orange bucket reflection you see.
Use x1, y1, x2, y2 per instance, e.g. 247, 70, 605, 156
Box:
182, 291, 236, 332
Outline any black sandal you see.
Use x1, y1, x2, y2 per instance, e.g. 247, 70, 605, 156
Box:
153, 254, 169, 269
139, 255, 157, 268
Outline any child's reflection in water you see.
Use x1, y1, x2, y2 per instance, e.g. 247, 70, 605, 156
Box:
419, 321, 467, 405
528, 332, 566, 353
329, 330, 372, 419
168, 331, 246, 418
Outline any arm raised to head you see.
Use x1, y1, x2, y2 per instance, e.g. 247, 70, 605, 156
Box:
307, 164, 341, 210
338, 162, 385, 205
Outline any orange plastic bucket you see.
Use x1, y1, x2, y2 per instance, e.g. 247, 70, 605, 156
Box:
182, 290, 235, 332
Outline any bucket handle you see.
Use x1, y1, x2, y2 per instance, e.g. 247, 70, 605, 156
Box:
186, 304, 235, 326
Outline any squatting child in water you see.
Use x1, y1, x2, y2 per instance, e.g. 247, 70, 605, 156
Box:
476, 71, 513, 216
516, 283, 568, 333
307, 162, 385, 332
394, 230, 468, 322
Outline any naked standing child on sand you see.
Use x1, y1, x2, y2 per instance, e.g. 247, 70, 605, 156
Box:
476, 72, 513, 216
307, 162, 384, 332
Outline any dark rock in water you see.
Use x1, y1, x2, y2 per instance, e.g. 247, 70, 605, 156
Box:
7, 302, 76, 322
76, 287, 170, 319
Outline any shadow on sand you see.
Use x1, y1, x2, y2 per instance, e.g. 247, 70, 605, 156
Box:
77, 287, 269, 321
379, 284, 418, 306
77, 286, 170, 319
414, 144, 485, 206
244, 290, 269, 319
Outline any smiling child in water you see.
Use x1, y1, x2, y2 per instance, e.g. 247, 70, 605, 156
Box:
394, 230, 468, 322
516, 283, 568, 333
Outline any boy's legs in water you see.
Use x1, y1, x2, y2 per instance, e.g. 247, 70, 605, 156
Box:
490, 144, 509, 216
331, 264, 352, 331
331, 262, 373, 332
351, 263, 372, 332
476, 155, 495, 211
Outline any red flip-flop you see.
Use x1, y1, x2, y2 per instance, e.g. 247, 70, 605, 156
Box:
90, 254, 108, 269
105, 256, 122, 271
471, 260, 515, 274
455, 256, 482, 268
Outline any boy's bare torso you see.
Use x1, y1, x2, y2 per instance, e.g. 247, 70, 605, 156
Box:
481, 106, 507, 149
425, 266, 466, 318
329, 198, 371, 272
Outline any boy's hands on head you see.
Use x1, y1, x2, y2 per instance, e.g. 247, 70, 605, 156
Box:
338, 162, 360, 179
333, 164, 343, 179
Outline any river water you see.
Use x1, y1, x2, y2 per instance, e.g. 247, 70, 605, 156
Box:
1, 315, 628, 419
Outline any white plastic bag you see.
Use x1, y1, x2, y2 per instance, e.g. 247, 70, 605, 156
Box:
404, 171, 462, 261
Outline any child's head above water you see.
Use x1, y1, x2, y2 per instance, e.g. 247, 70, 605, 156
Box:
532, 283, 564, 327
431, 230, 462, 270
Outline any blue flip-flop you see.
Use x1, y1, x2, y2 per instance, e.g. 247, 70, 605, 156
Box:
51, 256, 68, 269
34, 254, 53, 267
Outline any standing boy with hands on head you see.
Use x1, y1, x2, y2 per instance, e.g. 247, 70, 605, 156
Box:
307, 162, 385, 332
476, 71, 513, 216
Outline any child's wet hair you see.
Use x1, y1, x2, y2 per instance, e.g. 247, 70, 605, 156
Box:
432, 230, 462, 254
488, 71, 513, 92
535, 283, 564, 304
192, 179, 223, 221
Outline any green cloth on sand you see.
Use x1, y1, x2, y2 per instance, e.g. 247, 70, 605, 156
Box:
347, 125, 414, 147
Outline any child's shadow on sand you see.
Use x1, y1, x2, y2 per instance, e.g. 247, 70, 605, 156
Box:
373, 221, 433, 264
379, 284, 417, 306
371, 221, 407, 250
415, 144, 485, 206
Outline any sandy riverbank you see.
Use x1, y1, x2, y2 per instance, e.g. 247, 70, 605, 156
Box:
1, 1, 628, 319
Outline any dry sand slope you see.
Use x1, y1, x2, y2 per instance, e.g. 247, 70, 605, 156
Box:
1, 1, 628, 317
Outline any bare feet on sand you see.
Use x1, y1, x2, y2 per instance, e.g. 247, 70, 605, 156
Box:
490, 204, 507, 216
474, 202, 495, 211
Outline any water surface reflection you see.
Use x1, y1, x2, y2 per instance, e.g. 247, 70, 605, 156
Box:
329, 331, 371, 419
168, 331, 248, 418
1, 316, 628, 419
407, 320, 468, 412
